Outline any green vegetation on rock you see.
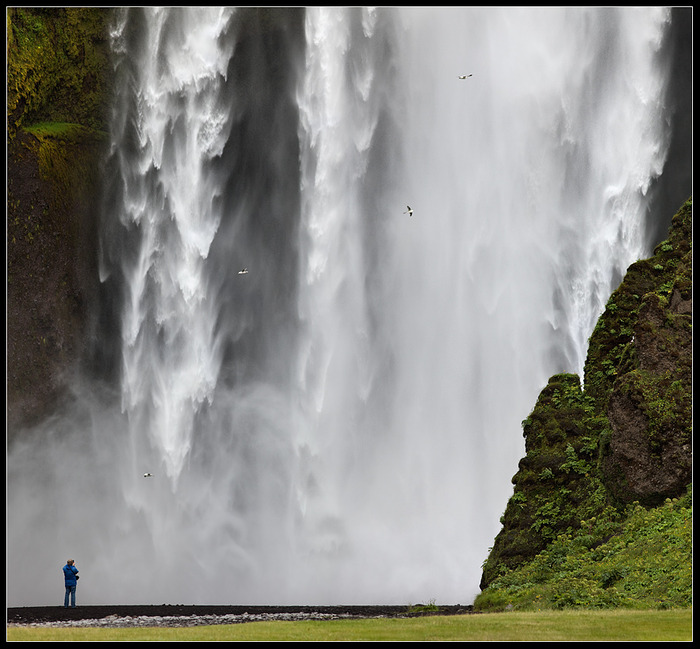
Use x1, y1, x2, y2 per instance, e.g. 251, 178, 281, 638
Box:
476, 488, 691, 611
7, 7, 112, 137
477, 199, 692, 611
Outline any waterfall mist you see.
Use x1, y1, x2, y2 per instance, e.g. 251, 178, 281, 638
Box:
8, 7, 681, 606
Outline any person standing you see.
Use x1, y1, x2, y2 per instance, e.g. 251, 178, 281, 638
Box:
62, 559, 79, 608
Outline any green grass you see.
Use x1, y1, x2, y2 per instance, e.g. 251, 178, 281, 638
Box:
7, 609, 692, 642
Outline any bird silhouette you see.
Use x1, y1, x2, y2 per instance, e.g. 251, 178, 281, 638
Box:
458, 74, 473, 79
403, 205, 414, 217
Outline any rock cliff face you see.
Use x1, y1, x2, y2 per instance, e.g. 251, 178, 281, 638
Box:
7, 125, 107, 435
7, 8, 111, 436
480, 199, 692, 589
600, 205, 692, 506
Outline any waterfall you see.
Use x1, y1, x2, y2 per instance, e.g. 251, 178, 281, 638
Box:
113, 7, 236, 482
7, 7, 677, 606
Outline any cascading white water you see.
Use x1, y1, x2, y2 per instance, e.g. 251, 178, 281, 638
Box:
7, 7, 676, 607
116, 7, 236, 482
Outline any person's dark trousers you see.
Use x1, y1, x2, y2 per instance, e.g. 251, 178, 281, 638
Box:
64, 585, 76, 608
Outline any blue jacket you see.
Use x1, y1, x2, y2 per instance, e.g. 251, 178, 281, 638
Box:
63, 563, 79, 586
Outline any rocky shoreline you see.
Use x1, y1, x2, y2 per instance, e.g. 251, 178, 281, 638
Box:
7, 604, 473, 628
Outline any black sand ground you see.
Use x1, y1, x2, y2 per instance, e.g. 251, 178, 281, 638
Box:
8, 604, 473, 626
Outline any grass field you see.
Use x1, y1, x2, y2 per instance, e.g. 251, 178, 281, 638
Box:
7, 608, 692, 642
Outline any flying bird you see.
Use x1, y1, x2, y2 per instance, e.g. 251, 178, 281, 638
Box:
143, 473, 153, 478
238, 268, 249, 275
458, 74, 473, 79
403, 205, 414, 217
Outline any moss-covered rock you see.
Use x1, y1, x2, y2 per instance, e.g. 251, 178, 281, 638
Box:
475, 489, 692, 612
479, 199, 692, 600
600, 201, 692, 506
584, 200, 692, 410
480, 373, 613, 589
7, 7, 112, 137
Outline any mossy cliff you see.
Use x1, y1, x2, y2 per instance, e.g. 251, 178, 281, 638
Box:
477, 199, 692, 610
7, 8, 113, 433
7, 7, 111, 135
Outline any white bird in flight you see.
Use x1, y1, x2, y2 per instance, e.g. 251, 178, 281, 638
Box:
238, 268, 249, 275
143, 473, 153, 478
458, 74, 473, 79
403, 205, 414, 217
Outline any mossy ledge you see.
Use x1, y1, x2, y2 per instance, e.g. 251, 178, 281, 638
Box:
477, 199, 692, 610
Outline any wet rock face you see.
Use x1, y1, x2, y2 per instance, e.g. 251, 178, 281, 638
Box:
605, 384, 691, 506
7, 130, 104, 438
602, 241, 692, 506
7, 132, 78, 434
635, 293, 692, 374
